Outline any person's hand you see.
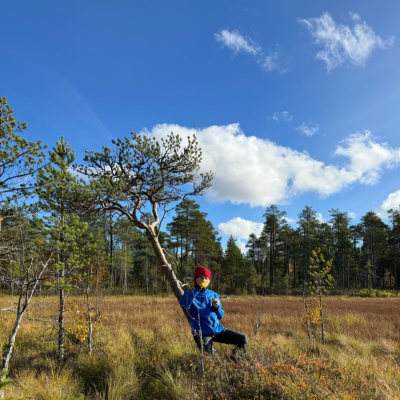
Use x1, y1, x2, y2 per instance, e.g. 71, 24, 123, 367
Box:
212, 298, 219, 309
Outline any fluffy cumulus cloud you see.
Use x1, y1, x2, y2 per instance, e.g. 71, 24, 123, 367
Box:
141, 124, 400, 207
236, 238, 248, 254
267, 111, 293, 123
214, 29, 284, 73
376, 190, 400, 218
296, 122, 319, 137
217, 217, 264, 240
300, 12, 394, 72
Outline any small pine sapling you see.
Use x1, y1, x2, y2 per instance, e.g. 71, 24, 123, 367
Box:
307, 248, 334, 343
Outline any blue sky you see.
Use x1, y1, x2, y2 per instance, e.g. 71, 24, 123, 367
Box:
3, 1, 400, 251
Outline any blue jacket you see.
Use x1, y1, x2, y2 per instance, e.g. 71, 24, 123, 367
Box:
180, 287, 225, 336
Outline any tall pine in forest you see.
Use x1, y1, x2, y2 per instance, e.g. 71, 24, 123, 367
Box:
223, 236, 256, 293
329, 209, 352, 289
167, 199, 201, 277
298, 206, 320, 288
349, 224, 363, 288
37, 137, 91, 360
167, 199, 222, 280
262, 205, 287, 288
278, 223, 300, 289
114, 218, 141, 294
387, 209, 400, 289
360, 212, 388, 289
0, 95, 45, 207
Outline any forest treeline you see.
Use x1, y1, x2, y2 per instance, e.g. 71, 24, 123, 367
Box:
1, 95, 400, 299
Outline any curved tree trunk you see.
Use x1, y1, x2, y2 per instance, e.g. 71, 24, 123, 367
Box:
148, 227, 184, 300
147, 227, 190, 322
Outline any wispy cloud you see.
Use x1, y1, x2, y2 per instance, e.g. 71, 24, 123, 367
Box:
300, 12, 395, 73
145, 124, 400, 207
267, 111, 293, 123
262, 53, 279, 72
296, 122, 319, 137
214, 29, 260, 55
214, 29, 285, 73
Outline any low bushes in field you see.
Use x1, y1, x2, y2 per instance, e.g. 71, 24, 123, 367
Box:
1, 295, 400, 399
352, 288, 399, 297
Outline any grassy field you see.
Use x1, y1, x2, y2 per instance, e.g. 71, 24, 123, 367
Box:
1, 294, 400, 399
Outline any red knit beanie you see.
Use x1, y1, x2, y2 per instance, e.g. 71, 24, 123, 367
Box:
194, 266, 211, 282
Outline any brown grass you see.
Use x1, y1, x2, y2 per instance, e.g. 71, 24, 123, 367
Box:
1, 294, 400, 399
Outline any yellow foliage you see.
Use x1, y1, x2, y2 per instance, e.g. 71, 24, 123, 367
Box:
303, 298, 321, 339
66, 302, 91, 342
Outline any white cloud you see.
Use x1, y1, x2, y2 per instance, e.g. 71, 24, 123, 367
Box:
214, 29, 284, 73
143, 124, 400, 207
296, 122, 319, 137
316, 213, 324, 223
218, 217, 264, 240
214, 29, 260, 55
283, 217, 297, 224
267, 111, 293, 123
376, 190, 400, 218
347, 211, 357, 220
262, 53, 279, 72
236, 238, 249, 254
68, 167, 88, 181
300, 12, 394, 73
334, 131, 399, 185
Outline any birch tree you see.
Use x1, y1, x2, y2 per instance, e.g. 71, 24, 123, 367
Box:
0, 212, 52, 398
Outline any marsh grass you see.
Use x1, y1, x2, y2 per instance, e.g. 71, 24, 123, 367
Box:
1, 295, 400, 399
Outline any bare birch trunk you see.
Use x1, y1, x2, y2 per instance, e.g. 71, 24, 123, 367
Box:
2, 312, 24, 371
1, 257, 51, 398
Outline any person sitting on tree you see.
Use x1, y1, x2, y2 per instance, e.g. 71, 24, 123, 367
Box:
180, 266, 248, 357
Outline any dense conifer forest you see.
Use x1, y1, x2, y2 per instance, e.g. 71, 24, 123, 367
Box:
2, 94, 399, 299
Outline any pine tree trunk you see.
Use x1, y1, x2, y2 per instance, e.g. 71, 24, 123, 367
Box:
87, 305, 93, 354
147, 227, 190, 322
58, 286, 65, 361
319, 292, 325, 344
109, 210, 114, 290
394, 243, 397, 290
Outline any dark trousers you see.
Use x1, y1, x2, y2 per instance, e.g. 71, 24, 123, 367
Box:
193, 328, 247, 354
